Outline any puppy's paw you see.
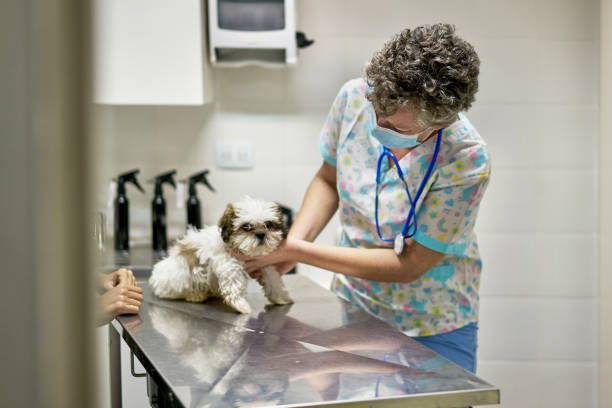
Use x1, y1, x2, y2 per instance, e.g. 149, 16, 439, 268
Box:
266, 286, 293, 305
269, 295, 294, 305
185, 292, 209, 303
227, 297, 251, 314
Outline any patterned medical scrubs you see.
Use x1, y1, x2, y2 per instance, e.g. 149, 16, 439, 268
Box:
319, 78, 491, 337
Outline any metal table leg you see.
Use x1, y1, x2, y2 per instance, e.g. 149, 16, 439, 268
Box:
109, 322, 122, 408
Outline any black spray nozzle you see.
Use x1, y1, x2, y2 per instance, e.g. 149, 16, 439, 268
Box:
296, 31, 315, 48
186, 170, 215, 196
116, 169, 145, 195
150, 170, 177, 195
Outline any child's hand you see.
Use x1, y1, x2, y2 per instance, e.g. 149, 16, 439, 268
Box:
99, 268, 137, 291
96, 284, 143, 326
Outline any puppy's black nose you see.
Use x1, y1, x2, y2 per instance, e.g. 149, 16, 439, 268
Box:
255, 232, 266, 242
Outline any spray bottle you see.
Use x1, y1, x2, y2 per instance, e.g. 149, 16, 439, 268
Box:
186, 170, 215, 229
151, 170, 176, 253
114, 169, 145, 251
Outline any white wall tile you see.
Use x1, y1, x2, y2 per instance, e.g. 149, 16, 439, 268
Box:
478, 297, 598, 361
474, 38, 540, 104
477, 169, 597, 234
457, 0, 539, 40
342, 36, 388, 79
149, 105, 213, 164
281, 164, 321, 211
298, 213, 340, 289
283, 111, 327, 166
477, 361, 597, 408
535, 40, 599, 106
299, 264, 333, 288
296, 211, 340, 289
295, 0, 352, 39
476, 38, 597, 106
212, 66, 287, 105
533, 107, 599, 170
297, 0, 461, 40
111, 106, 157, 154
341, 0, 467, 39
535, 0, 599, 41
467, 106, 539, 169
468, 106, 598, 170
217, 165, 286, 205
285, 36, 348, 106
478, 232, 598, 297
207, 109, 286, 166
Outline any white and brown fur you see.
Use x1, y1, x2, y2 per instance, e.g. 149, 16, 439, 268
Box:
149, 196, 293, 313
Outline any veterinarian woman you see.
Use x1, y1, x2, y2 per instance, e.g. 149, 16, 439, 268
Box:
240, 23, 491, 373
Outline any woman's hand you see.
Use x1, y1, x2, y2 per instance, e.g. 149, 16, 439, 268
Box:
227, 237, 298, 283
249, 260, 298, 284
96, 284, 143, 326
99, 268, 137, 291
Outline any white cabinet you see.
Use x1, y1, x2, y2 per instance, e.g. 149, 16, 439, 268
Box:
92, 0, 212, 105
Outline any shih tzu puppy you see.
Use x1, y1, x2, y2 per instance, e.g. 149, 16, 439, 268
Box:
149, 196, 293, 314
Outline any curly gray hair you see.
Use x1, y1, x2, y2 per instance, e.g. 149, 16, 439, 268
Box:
365, 23, 480, 127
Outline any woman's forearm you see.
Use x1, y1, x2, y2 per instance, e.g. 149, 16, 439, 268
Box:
288, 238, 444, 283
288, 162, 339, 242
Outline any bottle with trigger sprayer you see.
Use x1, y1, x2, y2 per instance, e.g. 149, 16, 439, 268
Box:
185, 170, 215, 230
150, 170, 176, 254
114, 169, 145, 251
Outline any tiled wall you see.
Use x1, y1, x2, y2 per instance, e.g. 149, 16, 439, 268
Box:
93, 1, 600, 406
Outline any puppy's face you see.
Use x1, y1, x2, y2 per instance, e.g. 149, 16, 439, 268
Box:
219, 196, 287, 256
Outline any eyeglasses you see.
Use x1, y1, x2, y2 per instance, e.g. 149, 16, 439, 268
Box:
374, 108, 431, 137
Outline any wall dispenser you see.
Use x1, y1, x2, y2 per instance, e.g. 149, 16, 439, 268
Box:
208, 0, 300, 66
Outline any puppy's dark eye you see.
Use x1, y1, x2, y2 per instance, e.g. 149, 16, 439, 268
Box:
241, 223, 253, 232
264, 221, 273, 229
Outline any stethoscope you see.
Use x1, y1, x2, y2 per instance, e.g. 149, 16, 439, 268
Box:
374, 128, 443, 255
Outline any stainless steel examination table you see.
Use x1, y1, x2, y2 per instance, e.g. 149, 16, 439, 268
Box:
109, 274, 500, 407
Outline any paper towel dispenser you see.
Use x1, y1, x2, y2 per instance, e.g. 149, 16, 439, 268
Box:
208, 0, 297, 66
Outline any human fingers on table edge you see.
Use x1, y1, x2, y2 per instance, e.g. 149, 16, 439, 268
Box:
117, 304, 140, 315
121, 268, 137, 286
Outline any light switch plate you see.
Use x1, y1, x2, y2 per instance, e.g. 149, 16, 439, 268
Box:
215, 140, 253, 169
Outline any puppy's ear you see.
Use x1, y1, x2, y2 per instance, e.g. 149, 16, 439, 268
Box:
274, 204, 289, 240
218, 204, 235, 243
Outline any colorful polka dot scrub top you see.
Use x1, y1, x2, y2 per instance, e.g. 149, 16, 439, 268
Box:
318, 78, 491, 337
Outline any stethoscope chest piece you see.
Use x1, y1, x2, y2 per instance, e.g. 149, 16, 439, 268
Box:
394, 234, 404, 255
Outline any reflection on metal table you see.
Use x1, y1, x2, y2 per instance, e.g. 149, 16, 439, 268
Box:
110, 274, 500, 407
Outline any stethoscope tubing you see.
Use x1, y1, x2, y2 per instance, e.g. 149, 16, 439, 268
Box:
374, 128, 443, 242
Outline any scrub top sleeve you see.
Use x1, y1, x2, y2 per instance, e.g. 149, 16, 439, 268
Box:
412, 144, 491, 256
318, 84, 350, 167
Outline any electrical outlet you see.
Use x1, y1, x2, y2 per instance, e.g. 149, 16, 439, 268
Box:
215, 140, 253, 169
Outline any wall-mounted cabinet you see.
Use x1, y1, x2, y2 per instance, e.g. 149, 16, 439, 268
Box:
92, 0, 212, 105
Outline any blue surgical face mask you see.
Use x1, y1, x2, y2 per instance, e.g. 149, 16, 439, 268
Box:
366, 111, 431, 149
